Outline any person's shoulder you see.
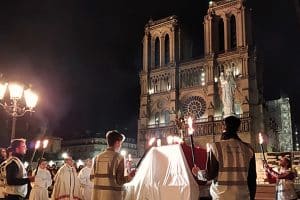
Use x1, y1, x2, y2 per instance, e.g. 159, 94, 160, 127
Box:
240, 141, 255, 152
5, 157, 19, 167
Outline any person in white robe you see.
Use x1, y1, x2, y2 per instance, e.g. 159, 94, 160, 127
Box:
51, 156, 82, 200
78, 159, 93, 200
29, 158, 52, 200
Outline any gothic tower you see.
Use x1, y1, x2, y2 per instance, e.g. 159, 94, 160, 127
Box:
137, 0, 264, 154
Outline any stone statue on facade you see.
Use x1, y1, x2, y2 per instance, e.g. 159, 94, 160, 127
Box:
220, 68, 236, 117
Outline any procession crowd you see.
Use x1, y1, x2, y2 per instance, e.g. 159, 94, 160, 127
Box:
0, 116, 298, 200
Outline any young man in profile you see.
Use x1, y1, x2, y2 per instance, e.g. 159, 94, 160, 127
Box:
4, 139, 34, 200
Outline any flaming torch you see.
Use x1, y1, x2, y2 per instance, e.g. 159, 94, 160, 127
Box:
188, 117, 196, 165
206, 143, 212, 169
41, 139, 49, 158
30, 140, 41, 165
258, 132, 267, 164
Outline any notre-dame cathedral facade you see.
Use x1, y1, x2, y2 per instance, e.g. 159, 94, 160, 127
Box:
137, 0, 264, 154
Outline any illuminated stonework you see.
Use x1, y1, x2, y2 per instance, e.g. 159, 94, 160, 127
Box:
137, 0, 264, 154
265, 97, 293, 152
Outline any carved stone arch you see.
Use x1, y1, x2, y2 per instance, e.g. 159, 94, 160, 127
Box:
162, 31, 171, 38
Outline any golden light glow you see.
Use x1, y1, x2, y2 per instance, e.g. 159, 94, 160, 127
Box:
258, 132, 264, 144
148, 88, 154, 94
24, 161, 29, 169
49, 160, 55, 167
0, 82, 8, 99
214, 77, 218, 83
157, 139, 161, 147
128, 154, 132, 161
35, 140, 41, 149
166, 135, 173, 145
8, 83, 23, 99
188, 117, 194, 135
24, 89, 38, 109
42, 139, 49, 149
62, 152, 68, 159
148, 137, 156, 146
206, 143, 211, 153
120, 150, 127, 157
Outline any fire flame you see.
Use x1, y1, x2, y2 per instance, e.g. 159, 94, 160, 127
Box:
35, 140, 41, 149
206, 143, 211, 153
188, 117, 194, 135
258, 133, 264, 144
148, 137, 156, 146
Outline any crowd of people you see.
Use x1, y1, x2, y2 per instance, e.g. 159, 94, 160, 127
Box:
0, 130, 135, 200
0, 116, 298, 200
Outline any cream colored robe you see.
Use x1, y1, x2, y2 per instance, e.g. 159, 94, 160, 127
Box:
78, 167, 93, 200
29, 168, 52, 200
51, 164, 82, 200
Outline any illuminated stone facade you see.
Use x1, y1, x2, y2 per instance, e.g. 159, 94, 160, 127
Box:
137, 0, 264, 154
264, 97, 293, 152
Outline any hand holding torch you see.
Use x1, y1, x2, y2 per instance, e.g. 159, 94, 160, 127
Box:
188, 117, 196, 165
258, 133, 267, 164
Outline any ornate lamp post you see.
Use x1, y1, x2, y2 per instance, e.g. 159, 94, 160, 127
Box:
0, 82, 38, 141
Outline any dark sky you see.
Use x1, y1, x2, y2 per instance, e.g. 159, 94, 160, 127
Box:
0, 0, 299, 146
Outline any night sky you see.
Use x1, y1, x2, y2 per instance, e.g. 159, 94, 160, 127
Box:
0, 1, 299, 146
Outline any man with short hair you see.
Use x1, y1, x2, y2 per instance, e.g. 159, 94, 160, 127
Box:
192, 116, 256, 200
4, 139, 34, 200
91, 130, 135, 200
51, 155, 82, 200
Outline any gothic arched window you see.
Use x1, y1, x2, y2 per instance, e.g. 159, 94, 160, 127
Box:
155, 37, 160, 67
218, 18, 224, 52
165, 34, 170, 65
230, 15, 237, 49
155, 112, 160, 124
164, 110, 170, 124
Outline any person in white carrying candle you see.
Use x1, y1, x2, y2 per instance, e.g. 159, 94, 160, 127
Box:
78, 159, 93, 200
264, 156, 297, 200
192, 116, 257, 200
29, 158, 52, 200
90, 130, 135, 200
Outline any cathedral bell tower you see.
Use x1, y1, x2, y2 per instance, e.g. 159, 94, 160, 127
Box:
203, 0, 264, 146
138, 16, 181, 154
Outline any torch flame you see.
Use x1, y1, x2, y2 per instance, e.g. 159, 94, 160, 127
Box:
43, 139, 49, 149
188, 117, 193, 128
148, 137, 156, 146
188, 117, 194, 135
206, 143, 211, 153
166, 136, 173, 145
258, 133, 264, 144
35, 140, 41, 149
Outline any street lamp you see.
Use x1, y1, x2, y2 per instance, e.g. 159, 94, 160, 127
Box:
0, 82, 38, 141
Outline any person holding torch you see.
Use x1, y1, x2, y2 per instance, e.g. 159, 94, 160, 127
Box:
264, 155, 297, 200
192, 116, 257, 200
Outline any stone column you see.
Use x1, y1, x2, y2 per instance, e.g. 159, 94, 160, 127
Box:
142, 33, 149, 72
